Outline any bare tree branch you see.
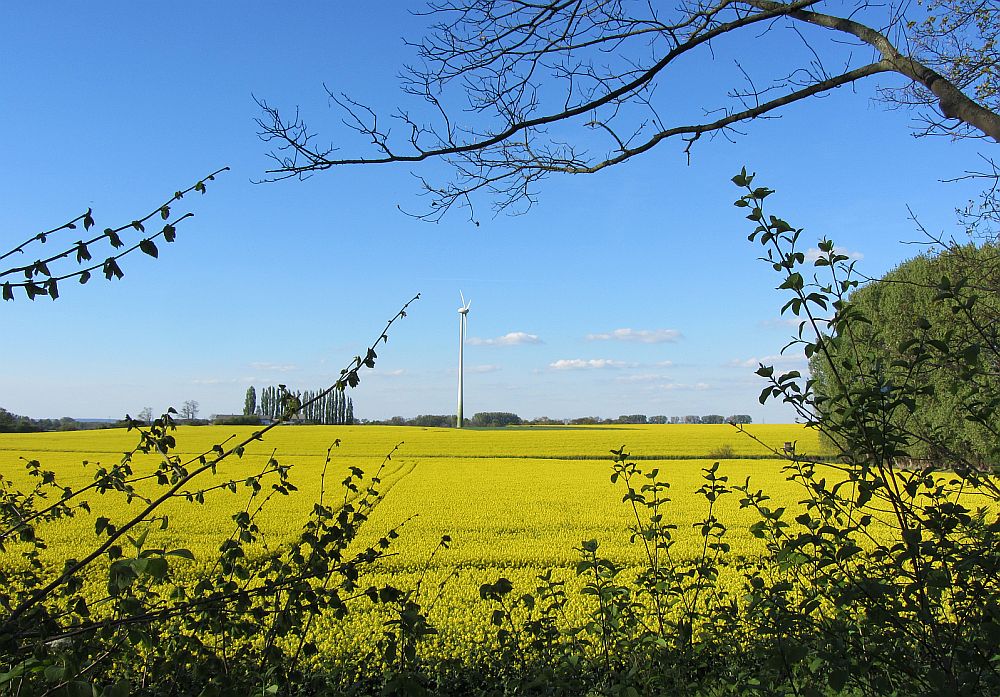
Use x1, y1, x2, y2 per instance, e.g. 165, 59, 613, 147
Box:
256, 0, 1000, 220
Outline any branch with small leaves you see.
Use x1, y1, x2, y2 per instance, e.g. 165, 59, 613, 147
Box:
1, 167, 229, 301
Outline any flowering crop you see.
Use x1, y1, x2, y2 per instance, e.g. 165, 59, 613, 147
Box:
0, 423, 818, 662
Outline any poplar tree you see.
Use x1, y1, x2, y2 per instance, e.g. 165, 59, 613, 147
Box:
244, 386, 257, 416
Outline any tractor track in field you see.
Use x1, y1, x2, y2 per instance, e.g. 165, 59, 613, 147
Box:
334, 458, 419, 512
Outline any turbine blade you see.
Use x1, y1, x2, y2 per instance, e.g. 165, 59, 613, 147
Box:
465, 299, 472, 311
460, 290, 466, 307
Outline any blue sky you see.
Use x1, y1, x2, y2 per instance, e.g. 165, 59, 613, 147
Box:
0, 2, 987, 422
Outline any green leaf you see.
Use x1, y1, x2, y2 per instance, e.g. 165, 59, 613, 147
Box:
43, 664, 66, 683
144, 557, 168, 579
162, 224, 176, 242
139, 239, 158, 258
829, 669, 850, 692
105, 229, 124, 248
103, 258, 124, 280
75, 241, 92, 263
783, 641, 808, 664
758, 386, 773, 404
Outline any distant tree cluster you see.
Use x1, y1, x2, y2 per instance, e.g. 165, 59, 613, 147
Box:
470, 412, 522, 427
363, 412, 523, 427
0, 407, 162, 432
250, 385, 354, 425
358, 412, 754, 427
0, 407, 85, 433
365, 414, 454, 427
410, 414, 454, 428
213, 414, 262, 426
565, 414, 753, 425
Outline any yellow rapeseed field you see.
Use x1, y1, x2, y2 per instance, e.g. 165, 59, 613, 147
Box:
1, 423, 821, 661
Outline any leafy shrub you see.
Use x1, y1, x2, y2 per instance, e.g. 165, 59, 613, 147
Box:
707, 442, 736, 459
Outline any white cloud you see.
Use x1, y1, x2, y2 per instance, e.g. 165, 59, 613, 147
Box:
758, 317, 801, 329
249, 362, 298, 373
654, 360, 674, 367
586, 328, 681, 344
615, 372, 670, 383
653, 381, 712, 391
804, 246, 864, 262
467, 332, 542, 346
192, 377, 246, 385
369, 368, 406, 377
727, 354, 808, 369
549, 358, 634, 370
469, 364, 502, 374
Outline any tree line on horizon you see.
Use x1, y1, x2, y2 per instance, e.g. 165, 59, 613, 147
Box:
0, 404, 753, 432
0, 407, 99, 433
361, 412, 754, 427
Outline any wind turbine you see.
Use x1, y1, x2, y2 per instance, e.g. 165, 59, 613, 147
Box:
456, 292, 471, 428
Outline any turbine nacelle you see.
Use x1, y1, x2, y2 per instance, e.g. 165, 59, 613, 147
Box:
458, 291, 471, 315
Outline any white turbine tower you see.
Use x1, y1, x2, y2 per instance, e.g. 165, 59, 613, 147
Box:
456, 292, 471, 428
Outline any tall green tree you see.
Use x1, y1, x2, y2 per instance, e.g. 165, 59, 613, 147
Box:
244, 386, 257, 416
811, 242, 1000, 465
